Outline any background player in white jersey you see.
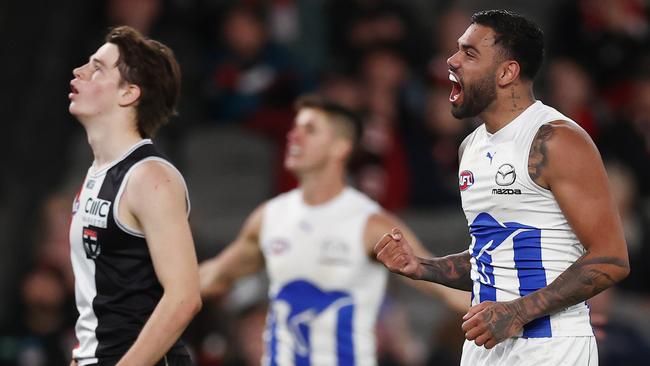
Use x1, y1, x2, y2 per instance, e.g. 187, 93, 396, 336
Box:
68, 26, 201, 365
374, 9, 630, 366
199, 95, 468, 365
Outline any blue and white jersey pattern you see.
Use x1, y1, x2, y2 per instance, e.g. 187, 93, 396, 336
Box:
459, 101, 593, 338
260, 188, 386, 366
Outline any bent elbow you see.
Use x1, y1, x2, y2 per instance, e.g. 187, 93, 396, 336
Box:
619, 261, 631, 282
184, 292, 202, 317
192, 294, 203, 315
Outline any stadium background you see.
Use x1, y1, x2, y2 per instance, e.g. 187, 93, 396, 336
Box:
0, 0, 649, 365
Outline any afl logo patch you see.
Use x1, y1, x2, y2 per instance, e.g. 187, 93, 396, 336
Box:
265, 238, 290, 255
495, 164, 516, 186
72, 194, 80, 215
459, 170, 475, 191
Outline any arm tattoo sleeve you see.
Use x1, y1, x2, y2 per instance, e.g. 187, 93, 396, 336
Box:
518, 255, 629, 323
528, 123, 554, 187
417, 252, 473, 291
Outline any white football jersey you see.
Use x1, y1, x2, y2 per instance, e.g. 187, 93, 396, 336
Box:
260, 187, 386, 366
459, 101, 593, 337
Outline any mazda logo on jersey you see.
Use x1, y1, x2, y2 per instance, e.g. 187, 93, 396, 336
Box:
82, 197, 111, 228
495, 164, 516, 186
83, 228, 101, 259
459, 170, 475, 191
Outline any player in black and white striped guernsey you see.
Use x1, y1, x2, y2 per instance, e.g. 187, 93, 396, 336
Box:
68, 26, 201, 366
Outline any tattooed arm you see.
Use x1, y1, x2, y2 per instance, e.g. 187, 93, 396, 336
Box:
373, 229, 473, 291
462, 121, 629, 349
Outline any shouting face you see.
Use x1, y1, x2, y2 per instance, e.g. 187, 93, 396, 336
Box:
447, 24, 501, 119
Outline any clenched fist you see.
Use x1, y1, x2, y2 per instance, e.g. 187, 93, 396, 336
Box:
373, 228, 422, 279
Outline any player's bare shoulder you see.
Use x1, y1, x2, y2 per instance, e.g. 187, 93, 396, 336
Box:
528, 120, 598, 189
130, 160, 185, 196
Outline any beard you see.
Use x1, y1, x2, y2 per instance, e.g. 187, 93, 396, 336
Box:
451, 71, 497, 119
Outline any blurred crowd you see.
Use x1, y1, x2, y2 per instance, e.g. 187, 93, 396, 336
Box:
1, 0, 650, 365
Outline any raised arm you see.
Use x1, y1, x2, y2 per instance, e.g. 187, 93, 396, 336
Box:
367, 212, 471, 312
198, 204, 265, 298
116, 161, 202, 366
462, 121, 630, 349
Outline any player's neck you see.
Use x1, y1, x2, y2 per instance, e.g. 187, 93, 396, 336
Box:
84, 117, 143, 171
480, 85, 535, 134
298, 168, 347, 206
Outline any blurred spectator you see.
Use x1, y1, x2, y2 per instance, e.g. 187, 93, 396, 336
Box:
34, 194, 75, 291
267, 0, 328, 75
376, 299, 427, 366
402, 87, 474, 208
599, 75, 650, 198
588, 288, 650, 366
351, 48, 417, 211
545, 57, 604, 139
548, 0, 650, 108
203, 5, 308, 124
104, 0, 204, 165
427, 7, 472, 85
0, 268, 75, 366
604, 161, 650, 295
224, 302, 268, 366
328, 0, 428, 73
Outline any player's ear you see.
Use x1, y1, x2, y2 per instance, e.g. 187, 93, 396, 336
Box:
119, 84, 141, 107
497, 60, 520, 87
331, 138, 353, 161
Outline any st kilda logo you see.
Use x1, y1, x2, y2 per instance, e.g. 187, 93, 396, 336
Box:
83, 228, 101, 259
459, 170, 475, 191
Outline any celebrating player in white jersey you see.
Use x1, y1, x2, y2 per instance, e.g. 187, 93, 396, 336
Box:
199, 95, 468, 366
68, 26, 201, 366
374, 9, 630, 366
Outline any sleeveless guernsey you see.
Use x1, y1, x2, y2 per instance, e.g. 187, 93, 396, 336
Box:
260, 187, 386, 366
69, 139, 190, 365
459, 101, 593, 338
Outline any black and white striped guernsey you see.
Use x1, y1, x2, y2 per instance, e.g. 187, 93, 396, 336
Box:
69, 139, 190, 365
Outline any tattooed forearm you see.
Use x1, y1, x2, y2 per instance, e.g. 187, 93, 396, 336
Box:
417, 252, 473, 291
528, 123, 554, 187
516, 255, 629, 324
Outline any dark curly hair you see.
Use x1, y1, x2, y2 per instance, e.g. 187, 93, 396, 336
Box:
471, 10, 544, 80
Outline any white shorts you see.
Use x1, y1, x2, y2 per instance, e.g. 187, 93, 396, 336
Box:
460, 336, 598, 366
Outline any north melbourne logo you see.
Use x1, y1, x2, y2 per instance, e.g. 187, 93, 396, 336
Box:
495, 164, 516, 186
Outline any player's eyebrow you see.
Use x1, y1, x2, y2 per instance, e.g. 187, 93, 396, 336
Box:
89, 57, 108, 67
459, 42, 481, 54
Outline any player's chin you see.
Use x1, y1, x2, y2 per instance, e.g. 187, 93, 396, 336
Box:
68, 103, 81, 115
284, 159, 301, 173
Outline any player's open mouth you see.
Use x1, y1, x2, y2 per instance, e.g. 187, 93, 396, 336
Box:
69, 83, 79, 99
449, 72, 463, 103
287, 145, 302, 157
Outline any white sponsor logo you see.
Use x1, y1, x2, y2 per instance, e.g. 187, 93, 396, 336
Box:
495, 164, 516, 186
82, 197, 111, 228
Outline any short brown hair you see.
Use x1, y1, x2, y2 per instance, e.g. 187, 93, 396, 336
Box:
105, 26, 181, 138
294, 94, 363, 148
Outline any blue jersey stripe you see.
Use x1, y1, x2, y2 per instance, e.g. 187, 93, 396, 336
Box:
271, 280, 356, 365
512, 227, 552, 337
470, 213, 519, 302
470, 213, 552, 338
295, 322, 310, 366
267, 310, 278, 366
337, 304, 355, 366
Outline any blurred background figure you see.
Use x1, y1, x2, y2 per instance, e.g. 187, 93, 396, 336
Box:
0, 268, 75, 366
